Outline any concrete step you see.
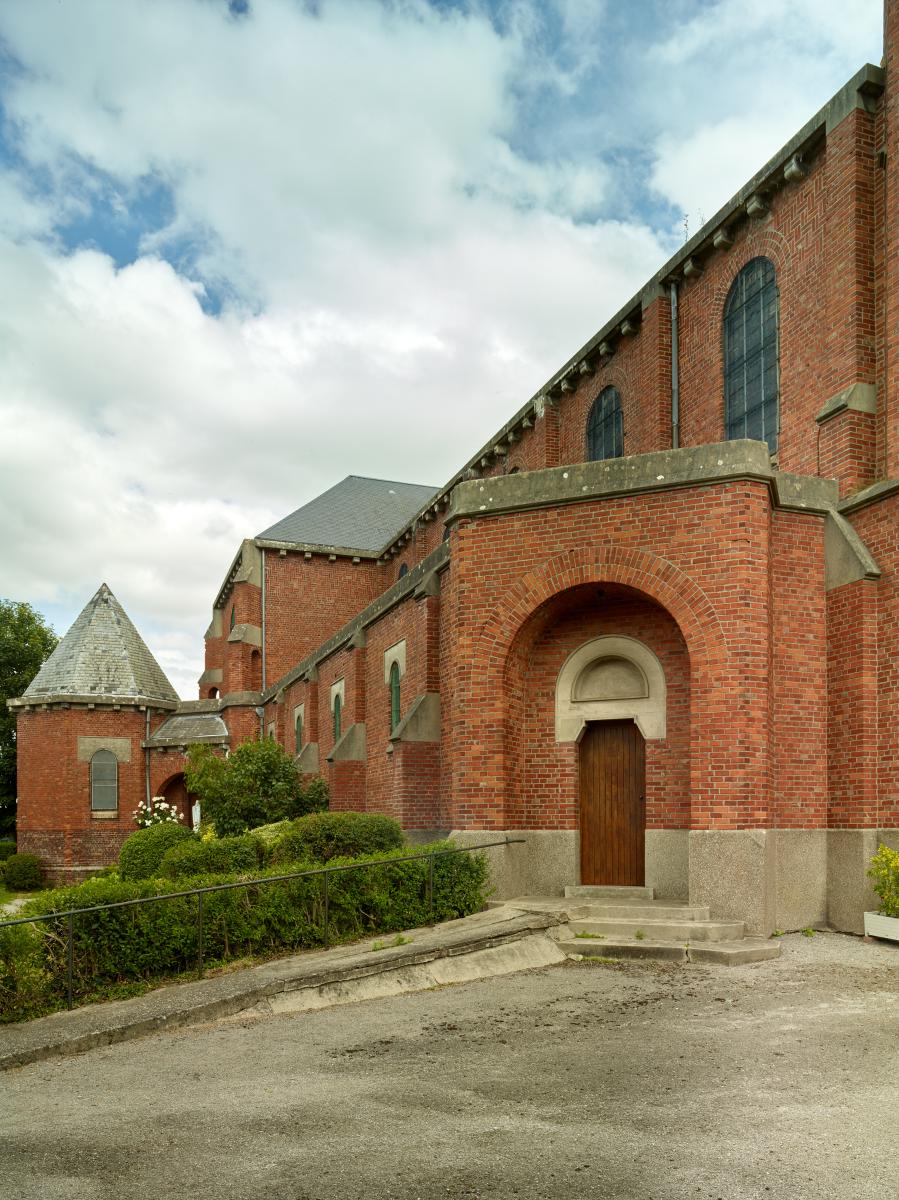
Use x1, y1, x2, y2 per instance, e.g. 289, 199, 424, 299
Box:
559, 938, 781, 966
564, 885, 654, 901
563, 918, 746, 942
571, 903, 711, 921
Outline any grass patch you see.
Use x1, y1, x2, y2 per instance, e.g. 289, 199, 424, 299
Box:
372, 933, 413, 951
574, 930, 604, 940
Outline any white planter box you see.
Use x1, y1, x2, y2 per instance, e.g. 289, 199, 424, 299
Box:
864, 911, 899, 942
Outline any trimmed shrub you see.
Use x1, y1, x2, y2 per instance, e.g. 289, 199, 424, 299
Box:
269, 811, 404, 866
250, 820, 291, 845
119, 823, 195, 881
1, 841, 488, 1020
160, 834, 267, 881
2, 853, 44, 891
0, 840, 16, 862
869, 844, 899, 918
185, 743, 329, 837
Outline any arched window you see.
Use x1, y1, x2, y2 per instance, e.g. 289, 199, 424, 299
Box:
229, 604, 236, 631
397, 563, 408, 580
724, 257, 779, 454
586, 387, 623, 461
389, 661, 401, 733
90, 750, 118, 813
442, 525, 450, 542
333, 693, 342, 744
295, 711, 303, 754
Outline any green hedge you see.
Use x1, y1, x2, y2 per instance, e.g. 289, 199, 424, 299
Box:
0, 842, 488, 1021
0, 840, 16, 863
119, 824, 195, 881
159, 834, 267, 881
269, 811, 405, 865
2, 853, 44, 891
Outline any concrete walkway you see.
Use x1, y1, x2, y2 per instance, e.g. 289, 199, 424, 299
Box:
0, 906, 562, 1072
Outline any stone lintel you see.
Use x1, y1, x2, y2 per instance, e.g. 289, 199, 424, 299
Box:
327, 723, 366, 763
389, 693, 440, 744
77, 736, 132, 763
815, 382, 877, 424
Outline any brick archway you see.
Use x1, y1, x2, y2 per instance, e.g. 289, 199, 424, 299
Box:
449, 545, 731, 830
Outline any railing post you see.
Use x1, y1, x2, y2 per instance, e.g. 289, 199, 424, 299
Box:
322, 870, 330, 946
66, 913, 74, 1010
427, 854, 434, 923
196, 891, 204, 978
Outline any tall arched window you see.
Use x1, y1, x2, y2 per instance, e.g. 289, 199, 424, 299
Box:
229, 604, 236, 630
333, 693, 342, 744
295, 712, 303, 754
724, 257, 779, 454
90, 750, 118, 813
586, 387, 623, 461
389, 661, 401, 733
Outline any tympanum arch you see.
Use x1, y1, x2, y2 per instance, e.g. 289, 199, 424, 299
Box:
556, 635, 666, 742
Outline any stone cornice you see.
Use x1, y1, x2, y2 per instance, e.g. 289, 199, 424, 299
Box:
446, 441, 838, 524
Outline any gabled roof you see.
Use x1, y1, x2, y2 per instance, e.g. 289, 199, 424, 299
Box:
256, 475, 439, 553
23, 584, 179, 704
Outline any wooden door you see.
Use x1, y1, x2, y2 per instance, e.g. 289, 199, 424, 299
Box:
579, 720, 645, 886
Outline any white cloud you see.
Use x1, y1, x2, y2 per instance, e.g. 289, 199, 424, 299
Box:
0, 0, 885, 698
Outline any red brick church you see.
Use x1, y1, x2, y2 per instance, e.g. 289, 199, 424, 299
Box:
11, 3, 899, 935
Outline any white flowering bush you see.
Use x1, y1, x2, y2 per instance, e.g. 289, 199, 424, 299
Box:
133, 797, 184, 828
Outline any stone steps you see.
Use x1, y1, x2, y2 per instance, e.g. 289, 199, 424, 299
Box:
564, 917, 745, 942
564, 885, 654, 901
559, 937, 780, 966
569, 903, 712, 921
549, 885, 780, 966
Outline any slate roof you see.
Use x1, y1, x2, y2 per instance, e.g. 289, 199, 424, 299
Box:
256, 476, 439, 552
24, 584, 179, 703
145, 713, 229, 747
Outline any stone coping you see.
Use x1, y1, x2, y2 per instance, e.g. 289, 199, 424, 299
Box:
447, 440, 838, 523
7, 693, 179, 713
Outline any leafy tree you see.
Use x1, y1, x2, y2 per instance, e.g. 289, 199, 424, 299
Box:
185, 739, 327, 837
0, 600, 58, 835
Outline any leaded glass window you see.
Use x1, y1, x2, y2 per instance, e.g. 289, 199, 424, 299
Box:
295, 712, 303, 754
389, 661, 401, 733
333, 694, 342, 744
90, 750, 118, 812
586, 387, 623, 461
724, 257, 779, 454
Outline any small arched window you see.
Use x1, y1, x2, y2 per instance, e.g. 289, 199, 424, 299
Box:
442, 525, 450, 543
90, 750, 118, 813
229, 605, 236, 631
724, 257, 779, 454
295, 712, 303, 754
397, 563, 408, 580
389, 661, 401, 733
586, 387, 623, 461
333, 693, 342, 744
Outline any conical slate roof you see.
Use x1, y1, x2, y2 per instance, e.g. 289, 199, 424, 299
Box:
24, 584, 178, 703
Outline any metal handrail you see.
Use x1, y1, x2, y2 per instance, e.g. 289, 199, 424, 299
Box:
0, 838, 524, 1009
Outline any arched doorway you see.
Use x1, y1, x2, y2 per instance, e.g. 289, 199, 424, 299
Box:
159, 773, 200, 829
497, 582, 688, 887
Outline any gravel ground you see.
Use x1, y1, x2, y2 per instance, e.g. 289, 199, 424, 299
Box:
1, 931, 897, 1200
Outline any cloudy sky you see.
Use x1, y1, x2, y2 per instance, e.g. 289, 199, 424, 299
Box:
0, 0, 884, 697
